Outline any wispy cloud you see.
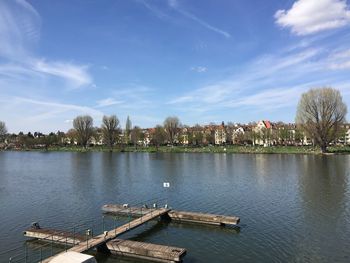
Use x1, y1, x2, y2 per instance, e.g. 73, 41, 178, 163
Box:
190, 66, 207, 73
168, 43, 350, 115
138, 0, 230, 38
0, 0, 41, 60
111, 84, 155, 110
275, 0, 350, 35
138, 0, 169, 19
327, 48, 350, 69
168, 0, 231, 38
96, 98, 123, 108
33, 59, 93, 88
0, 96, 104, 132
15, 97, 103, 118
0, 0, 94, 89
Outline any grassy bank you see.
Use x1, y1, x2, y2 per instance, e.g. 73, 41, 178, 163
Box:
7, 145, 350, 154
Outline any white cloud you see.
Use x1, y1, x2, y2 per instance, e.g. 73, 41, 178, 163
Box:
275, 0, 350, 35
33, 59, 93, 88
191, 66, 207, 73
96, 98, 123, 108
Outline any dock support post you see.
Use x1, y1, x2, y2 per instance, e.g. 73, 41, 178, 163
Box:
73, 226, 76, 245
40, 247, 42, 262
51, 235, 53, 256
102, 216, 105, 232
65, 236, 67, 251
114, 216, 117, 235
9, 257, 11, 263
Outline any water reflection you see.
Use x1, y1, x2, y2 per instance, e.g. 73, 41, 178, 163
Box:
296, 155, 350, 262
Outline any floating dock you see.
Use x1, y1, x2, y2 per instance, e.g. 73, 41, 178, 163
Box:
21, 205, 240, 262
107, 239, 186, 263
40, 208, 170, 262
24, 227, 186, 263
102, 204, 240, 226
24, 227, 85, 245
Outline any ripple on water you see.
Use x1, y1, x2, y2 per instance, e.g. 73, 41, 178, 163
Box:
1, 152, 350, 262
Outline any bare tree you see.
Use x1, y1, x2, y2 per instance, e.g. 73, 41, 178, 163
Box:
163, 116, 180, 145
102, 115, 120, 151
130, 126, 142, 148
296, 87, 347, 153
73, 115, 94, 148
0, 121, 7, 142
151, 125, 166, 149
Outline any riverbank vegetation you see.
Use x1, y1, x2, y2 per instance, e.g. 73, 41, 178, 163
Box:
7, 145, 350, 155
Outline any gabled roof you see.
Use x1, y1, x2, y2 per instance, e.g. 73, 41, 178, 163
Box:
263, 120, 271, 129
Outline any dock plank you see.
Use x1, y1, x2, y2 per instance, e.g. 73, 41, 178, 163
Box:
24, 228, 85, 245
107, 239, 186, 263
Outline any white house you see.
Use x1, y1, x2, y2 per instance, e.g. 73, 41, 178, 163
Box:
253, 120, 272, 146
346, 128, 350, 145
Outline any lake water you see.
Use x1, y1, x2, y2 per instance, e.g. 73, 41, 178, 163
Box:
0, 152, 350, 262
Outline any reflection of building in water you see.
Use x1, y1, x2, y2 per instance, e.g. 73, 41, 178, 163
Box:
254, 155, 270, 186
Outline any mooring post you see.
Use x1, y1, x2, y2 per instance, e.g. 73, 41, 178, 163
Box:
114, 216, 117, 235
51, 235, 53, 256
86, 230, 89, 249
65, 236, 67, 251
9, 257, 12, 263
102, 215, 105, 232
141, 206, 143, 222
40, 247, 42, 262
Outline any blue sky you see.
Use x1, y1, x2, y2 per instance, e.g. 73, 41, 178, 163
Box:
0, 0, 350, 133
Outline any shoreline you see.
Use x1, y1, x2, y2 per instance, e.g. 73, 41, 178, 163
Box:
2, 145, 350, 155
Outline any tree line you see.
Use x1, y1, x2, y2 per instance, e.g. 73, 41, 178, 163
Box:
0, 87, 348, 153
67, 115, 180, 151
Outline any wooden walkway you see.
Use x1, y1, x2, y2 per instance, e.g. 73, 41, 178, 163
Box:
42, 208, 170, 262
103, 204, 240, 226
24, 228, 85, 245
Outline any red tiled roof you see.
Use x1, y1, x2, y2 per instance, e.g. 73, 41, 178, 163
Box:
263, 120, 271, 129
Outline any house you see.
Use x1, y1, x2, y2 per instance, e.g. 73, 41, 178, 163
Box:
230, 126, 245, 144
346, 129, 350, 145
253, 120, 273, 146
179, 127, 189, 145
214, 122, 226, 145
141, 129, 152, 146
344, 125, 350, 145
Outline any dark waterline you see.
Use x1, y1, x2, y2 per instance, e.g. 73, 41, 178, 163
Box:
0, 152, 350, 262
